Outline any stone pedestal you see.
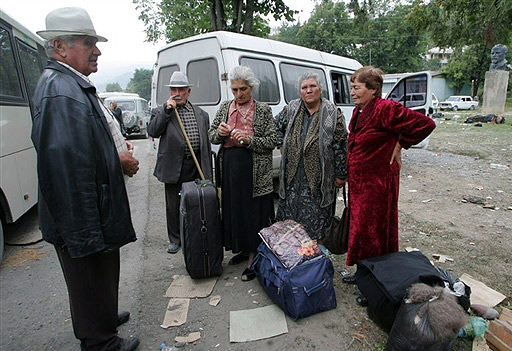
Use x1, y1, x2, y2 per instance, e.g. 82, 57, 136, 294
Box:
482, 70, 509, 115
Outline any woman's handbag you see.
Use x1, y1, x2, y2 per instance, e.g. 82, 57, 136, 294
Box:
323, 185, 349, 255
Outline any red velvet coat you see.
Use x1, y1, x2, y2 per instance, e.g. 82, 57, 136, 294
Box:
346, 97, 436, 266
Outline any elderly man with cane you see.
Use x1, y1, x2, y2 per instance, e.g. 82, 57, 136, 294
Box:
148, 72, 212, 254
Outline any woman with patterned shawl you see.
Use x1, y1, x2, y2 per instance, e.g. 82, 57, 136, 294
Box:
209, 66, 276, 281
275, 72, 348, 242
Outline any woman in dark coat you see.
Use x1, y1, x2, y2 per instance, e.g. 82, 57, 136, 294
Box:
343, 66, 436, 301
209, 66, 276, 281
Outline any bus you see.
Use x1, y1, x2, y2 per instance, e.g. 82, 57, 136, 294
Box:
0, 8, 46, 261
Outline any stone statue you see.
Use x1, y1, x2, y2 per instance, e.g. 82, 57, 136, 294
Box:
489, 44, 511, 71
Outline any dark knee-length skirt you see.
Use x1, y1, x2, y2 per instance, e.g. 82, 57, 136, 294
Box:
222, 147, 275, 253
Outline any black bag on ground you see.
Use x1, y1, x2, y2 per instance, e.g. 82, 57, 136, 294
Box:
323, 185, 349, 255
180, 179, 223, 279
355, 251, 444, 332
386, 283, 468, 351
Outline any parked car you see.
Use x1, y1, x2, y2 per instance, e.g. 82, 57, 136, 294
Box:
439, 96, 478, 111
100, 92, 150, 138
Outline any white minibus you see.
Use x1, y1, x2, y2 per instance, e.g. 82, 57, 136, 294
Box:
0, 9, 46, 261
151, 31, 362, 175
151, 31, 434, 173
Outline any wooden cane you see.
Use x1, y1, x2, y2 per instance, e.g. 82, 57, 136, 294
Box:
174, 108, 206, 181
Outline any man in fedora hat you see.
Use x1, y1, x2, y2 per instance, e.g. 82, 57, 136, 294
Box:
31, 7, 139, 351
148, 71, 212, 254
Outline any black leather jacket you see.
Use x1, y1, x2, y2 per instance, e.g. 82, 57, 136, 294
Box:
31, 60, 136, 258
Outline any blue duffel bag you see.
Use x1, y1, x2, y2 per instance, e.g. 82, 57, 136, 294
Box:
251, 242, 337, 320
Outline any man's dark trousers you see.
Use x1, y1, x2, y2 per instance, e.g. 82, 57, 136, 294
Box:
55, 246, 120, 351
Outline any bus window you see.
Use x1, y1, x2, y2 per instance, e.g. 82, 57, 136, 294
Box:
279, 63, 328, 103
0, 26, 24, 102
156, 64, 179, 106
331, 72, 352, 105
17, 39, 45, 102
187, 58, 220, 105
239, 57, 280, 104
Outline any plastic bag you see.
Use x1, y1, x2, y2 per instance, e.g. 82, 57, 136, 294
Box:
386, 283, 468, 351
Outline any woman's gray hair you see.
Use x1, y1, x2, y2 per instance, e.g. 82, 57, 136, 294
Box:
229, 65, 260, 91
296, 72, 323, 93
44, 35, 78, 57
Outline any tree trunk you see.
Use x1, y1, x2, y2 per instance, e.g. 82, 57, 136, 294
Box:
242, 0, 254, 34
233, 0, 244, 32
209, 0, 218, 30
212, 0, 227, 31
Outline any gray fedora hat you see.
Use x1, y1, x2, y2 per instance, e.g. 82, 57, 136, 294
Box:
37, 7, 107, 42
165, 71, 193, 87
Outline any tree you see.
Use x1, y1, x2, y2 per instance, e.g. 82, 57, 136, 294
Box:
133, 0, 297, 42
105, 82, 123, 92
409, 0, 512, 94
274, 0, 428, 73
125, 69, 153, 101
294, 0, 356, 57
269, 21, 302, 45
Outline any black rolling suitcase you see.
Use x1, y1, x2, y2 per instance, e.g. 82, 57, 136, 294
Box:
180, 179, 223, 279
175, 109, 223, 279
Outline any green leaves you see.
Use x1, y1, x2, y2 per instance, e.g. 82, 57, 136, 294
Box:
125, 68, 154, 101
133, 0, 297, 42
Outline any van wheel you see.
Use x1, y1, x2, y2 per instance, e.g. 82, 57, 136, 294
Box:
470, 105, 475, 110
452, 106, 458, 111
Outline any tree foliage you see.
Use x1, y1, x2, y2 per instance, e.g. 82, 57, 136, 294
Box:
133, 0, 297, 42
409, 0, 512, 95
274, 0, 428, 73
125, 69, 153, 101
105, 82, 123, 92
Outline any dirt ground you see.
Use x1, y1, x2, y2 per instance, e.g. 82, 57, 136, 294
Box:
1, 110, 510, 351
329, 109, 512, 350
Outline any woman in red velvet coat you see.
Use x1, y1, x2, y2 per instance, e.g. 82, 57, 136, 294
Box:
342, 67, 436, 298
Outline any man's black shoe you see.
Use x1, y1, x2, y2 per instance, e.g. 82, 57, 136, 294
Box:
342, 275, 357, 284
117, 337, 139, 351
167, 242, 181, 254
117, 311, 130, 326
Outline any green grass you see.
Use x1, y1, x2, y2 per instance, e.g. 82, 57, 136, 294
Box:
428, 121, 511, 161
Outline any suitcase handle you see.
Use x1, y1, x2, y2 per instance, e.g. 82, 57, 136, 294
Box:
303, 278, 328, 296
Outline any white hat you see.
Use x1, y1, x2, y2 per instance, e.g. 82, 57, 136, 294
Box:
37, 7, 107, 42
165, 71, 193, 87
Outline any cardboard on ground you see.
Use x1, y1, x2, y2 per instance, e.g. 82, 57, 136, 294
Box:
161, 298, 189, 328
164, 275, 217, 298
229, 305, 288, 342
460, 273, 506, 307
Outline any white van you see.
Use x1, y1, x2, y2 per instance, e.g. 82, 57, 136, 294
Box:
151, 31, 433, 171
99, 92, 150, 138
151, 31, 363, 173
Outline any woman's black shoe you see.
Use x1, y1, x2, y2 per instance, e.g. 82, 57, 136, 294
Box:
356, 295, 368, 307
342, 275, 357, 284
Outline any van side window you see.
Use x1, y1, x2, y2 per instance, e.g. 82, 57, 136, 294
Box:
239, 57, 279, 104
156, 65, 179, 106
17, 39, 44, 103
0, 26, 24, 103
187, 58, 220, 105
331, 72, 352, 105
280, 63, 328, 103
